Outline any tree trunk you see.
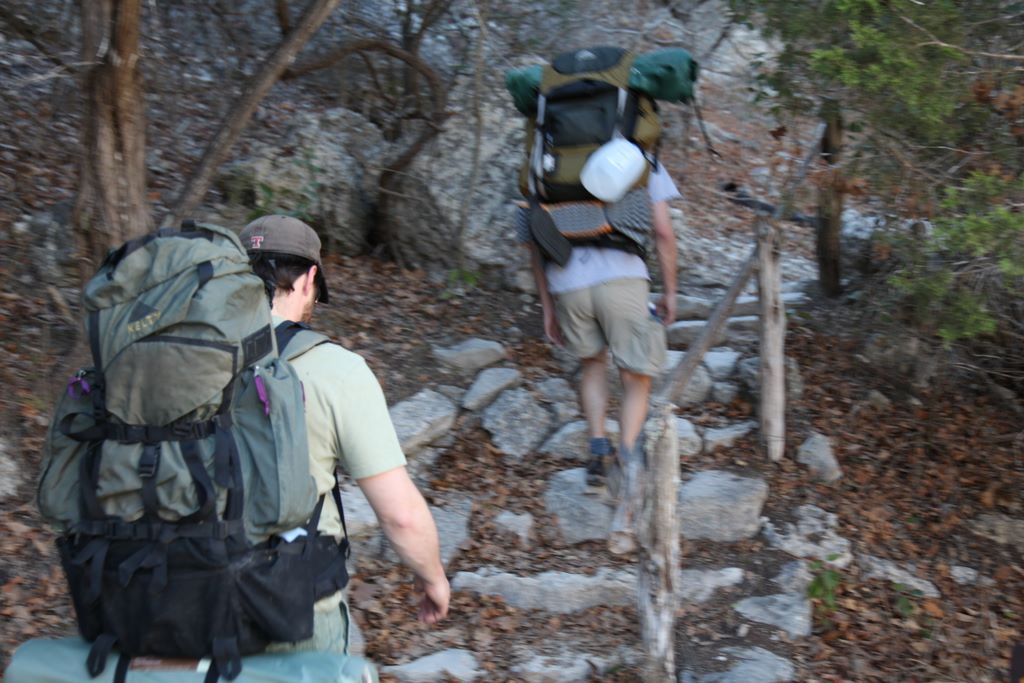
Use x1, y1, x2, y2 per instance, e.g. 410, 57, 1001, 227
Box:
74, 0, 151, 267
758, 216, 786, 461
638, 401, 679, 682
817, 101, 843, 297
162, 0, 343, 228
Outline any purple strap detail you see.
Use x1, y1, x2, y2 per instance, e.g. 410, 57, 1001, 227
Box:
67, 376, 92, 398
254, 375, 270, 416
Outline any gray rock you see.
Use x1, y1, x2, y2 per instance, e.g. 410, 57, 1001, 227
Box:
858, 554, 940, 598
762, 505, 853, 568
512, 648, 629, 682
533, 377, 577, 405
539, 419, 619, 460
772, 561, 813, 595
219, 109, 386, 255
451, 566, 634, 613
738, 357, 804, 403
389, 389, 457, 455
968, 513, 1024, 553
653, 350, 685, 396
544, 468, 614, 543
462, 367, 521, 411
675, 294, 714, 320
865, 389, 892, 410
549, 401, 581, 424
796, 432, 842, 483
382, 649, 481, 682
482, 388, 553, 459
551, 345, 580, 374
436, 384, 465, 402
337, 482, 379, 538
675, 417, 703, 458
703, 420, 757, 453
679, 471, 768, 541
688, 646, 795, 683
381, 496, 472, 568
432, 497, 474, 568
734, 594, 812, 637
676, 363, 713, 407
0, 440, 21, 502
679, 567, 745, 603
950, 565, 979, 585
949, 565, 993, 586
726, 315, 760, 333
407, 446, 442, 486
731, 292, 808, 318
711, 382, 740, 404
493, 510, 533, 547
703, 349, 742, 380
668, 320, 725, 347
433, 338, 506, 372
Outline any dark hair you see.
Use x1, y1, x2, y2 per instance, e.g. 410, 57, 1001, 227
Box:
249, 251, 317, 302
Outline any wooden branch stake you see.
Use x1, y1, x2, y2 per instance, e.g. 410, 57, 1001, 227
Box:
656, 245, 759, 403
637, 401, 679, 682
758, 216, 786, 461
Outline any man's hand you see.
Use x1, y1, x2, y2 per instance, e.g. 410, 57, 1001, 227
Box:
543, 305, 564, 346
656, 293, 676, 327
414, 574, 450, 624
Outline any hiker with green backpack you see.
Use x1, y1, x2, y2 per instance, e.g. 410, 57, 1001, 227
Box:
240, 215, 451, 655
19, 216, 447, 683
509, 46, 697, 543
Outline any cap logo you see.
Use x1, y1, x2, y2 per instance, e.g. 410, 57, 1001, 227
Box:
249, 236, 264, 248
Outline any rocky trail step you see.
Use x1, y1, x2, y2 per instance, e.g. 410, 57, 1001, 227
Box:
342, 288, 1000, 682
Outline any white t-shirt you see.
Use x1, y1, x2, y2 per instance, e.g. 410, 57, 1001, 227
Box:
545, 163, 680, 294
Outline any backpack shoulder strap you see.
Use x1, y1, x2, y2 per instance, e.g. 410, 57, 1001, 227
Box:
274, 320, 330, 361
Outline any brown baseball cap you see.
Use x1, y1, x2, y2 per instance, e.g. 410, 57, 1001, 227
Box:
240, 215, 329, 303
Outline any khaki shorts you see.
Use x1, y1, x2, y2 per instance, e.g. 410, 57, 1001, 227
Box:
554, 278, 667, 376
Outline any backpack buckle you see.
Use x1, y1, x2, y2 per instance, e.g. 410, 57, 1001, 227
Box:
138, 444, 161, 479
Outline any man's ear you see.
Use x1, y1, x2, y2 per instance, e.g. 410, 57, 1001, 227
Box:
304, 265, 319, 298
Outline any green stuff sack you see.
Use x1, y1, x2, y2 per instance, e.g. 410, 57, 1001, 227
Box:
35, 222, 345, 683
505, 47, 699, 116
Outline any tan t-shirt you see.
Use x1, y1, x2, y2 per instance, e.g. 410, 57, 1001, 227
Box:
285, 336, 407, 541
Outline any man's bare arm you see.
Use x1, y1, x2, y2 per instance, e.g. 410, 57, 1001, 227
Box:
357, 466, 450, 623
651, 199, 678, 324
527, 242, 564, 345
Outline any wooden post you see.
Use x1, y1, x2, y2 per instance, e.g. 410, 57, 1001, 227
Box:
817, 100, 843, 297
637, 400, 679, 682
758, 215, 786, 461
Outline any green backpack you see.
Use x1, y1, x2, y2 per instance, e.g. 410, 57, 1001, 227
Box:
515, 46, 662, 203
37, 222, 344, 683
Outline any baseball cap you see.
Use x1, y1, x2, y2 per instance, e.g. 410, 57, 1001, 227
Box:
240, 215, 329, 303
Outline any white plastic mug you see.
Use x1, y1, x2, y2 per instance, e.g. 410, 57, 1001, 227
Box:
580, 136, 647, 203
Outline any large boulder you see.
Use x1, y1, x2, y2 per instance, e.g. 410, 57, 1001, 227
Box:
218, 108, 388, 255
385, 73, 526, 270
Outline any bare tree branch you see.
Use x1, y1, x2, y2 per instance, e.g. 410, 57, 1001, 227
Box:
275, 0, 293, 35
0, 5, 71, 70
900, 14, 1024, 62
162, 0, 344, 227
454, 0, 487, 269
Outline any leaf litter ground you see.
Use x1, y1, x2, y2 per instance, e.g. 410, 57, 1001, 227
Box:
0, 239, 1020, 682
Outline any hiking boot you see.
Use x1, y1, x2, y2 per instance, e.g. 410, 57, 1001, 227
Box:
585, 437, 615, 491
